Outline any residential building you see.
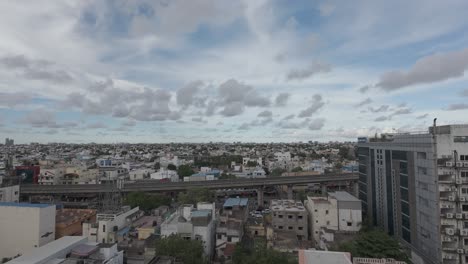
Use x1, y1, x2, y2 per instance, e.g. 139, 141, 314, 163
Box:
151, 168, 179, 181
270, 199, 308, 241
216, 198, 249, 260
6, 236, 123, 264
55, 209, 97, 239
133, 216, 158, 240
38, 167, 66, 185
357, 124, 468, 264
0, 184, 19, 202
0, 203, 56, 260
82, 206, 142, 244
353, 258, 406, 264
242, 157, 263, 166
306, 191, 362, 248
161, 203, 215, 258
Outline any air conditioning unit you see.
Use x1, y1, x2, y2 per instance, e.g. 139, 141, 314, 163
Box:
447, 228, 455, 235
461, 230, 468, 236
457, 179, 463, 185
443, 236, 452, 242
449, 196, 455, 201
446, 162, 454, 167
447, 213, 454, 218
460, 197, 466, 202
456, 213, 463, 219
464, 213, 468, 219
444, 254, 454, 259
464, 162, 468, 167
465, 249, 468, 254
457, 249, 465, 254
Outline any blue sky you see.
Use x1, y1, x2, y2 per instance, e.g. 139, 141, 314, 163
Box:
1, 0, 468, 143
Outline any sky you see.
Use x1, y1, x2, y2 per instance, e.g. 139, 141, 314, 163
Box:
1, 0, 468, 144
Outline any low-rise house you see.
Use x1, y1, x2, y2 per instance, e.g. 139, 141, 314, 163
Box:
270, 199, 308, 241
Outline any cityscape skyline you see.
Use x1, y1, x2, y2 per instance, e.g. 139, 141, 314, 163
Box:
1, 1, 468, 144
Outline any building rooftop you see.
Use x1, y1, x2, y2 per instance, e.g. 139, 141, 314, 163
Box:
298, 250, 352, 264
223, 197, 248, 208
270, 199, 306, 212
191, 209, 211, 218
7, 236, 88, 264
0, 202, 53, 208
329, 191, 360, 202
56, 209, 96, 226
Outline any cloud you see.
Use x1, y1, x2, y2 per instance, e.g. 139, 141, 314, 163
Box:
238, 123, 250, 130
298, 94, 325, 118
217, 79, 270, 116
377, 47, 468, 90
257, 110, 273, 118
318, 3, 335, 16
392, 107, 412, 115
461, 89, 468, 97
0, 54, 73, 83
275, 93, 290, 106
355, 98, 372, 108
446, 103, 468, 111
282, 114, 295, 120
191, 117, 205, 123
374, 116, 389, 122
308, 118, 326, 130
122, 120, 137, 127
0, 92, 34, 107
176, 80, 204, 107
86, 122, 107, 129
359, 85, 370, 93
21, 109, 60, 128
416, 114, 429, 119
368, 105, 389, 113
287, 62, 332, 81
220, 102, 245, 117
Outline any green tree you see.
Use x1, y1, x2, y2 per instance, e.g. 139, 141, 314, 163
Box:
336, 229, 410, 262
296, 189, 307, 202
124, 192, 171, 211
246, 161, 257, 167
178, 188, 214, 204
167, 164, 177, 171
270, 168, 286, 177
177, 164, 194, 179
292, 166, 303, 172
155, 234, 207, 264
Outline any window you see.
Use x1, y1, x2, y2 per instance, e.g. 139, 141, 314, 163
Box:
227, 237, 232, 242
326, 221, 330, 225
464, 238, 468, 246
278, 215, 283, 218
102, 225, 106, 232
316, 220, 318, 223
464, 222, 468, 229
288, 226, 293, 230
462, 171, 468, 178
314, 209, 317, 212
298, 215, 303, 219
217, 234, 222, 239
325, 210, 329, 215
254, 231, 258, 235
418, 167, 427, 175
417, 152, 427, 160
288, 215, 293, 219
298, 227, 303, 230
347, 222, 352, 227
278, 226, 283, 230
463, 205, 468, 212
462, 188, 468, 194
454, 136, 468, 143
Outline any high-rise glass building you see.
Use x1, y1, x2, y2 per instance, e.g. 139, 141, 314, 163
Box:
358, 124, 468, 264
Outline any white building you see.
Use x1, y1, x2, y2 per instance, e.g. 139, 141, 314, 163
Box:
161, 203, 215, 258
129, 168, 154, 180
306, 191, 362, 248
7, 236, 123, 264
242, 157, 263, 166
82, 206, 141, 244
0, 185, 19, 202
38, 167, 66, 185
0, 203, 56, 260
150, 168, 179, 181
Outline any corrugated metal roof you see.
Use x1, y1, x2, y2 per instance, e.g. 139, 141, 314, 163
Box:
223, 198, 248, 208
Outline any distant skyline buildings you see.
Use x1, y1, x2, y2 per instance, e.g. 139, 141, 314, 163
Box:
1, 1, 468, 143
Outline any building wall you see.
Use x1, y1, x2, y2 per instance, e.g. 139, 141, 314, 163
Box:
306, 197, 338, 244
0, 185, 19, 202
0, 204, 56, 259
271, 200, 308, 240
357, 126, 468, 264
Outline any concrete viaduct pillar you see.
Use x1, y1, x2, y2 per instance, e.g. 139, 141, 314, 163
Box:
354, 181, 359, 198
287, 185, 294, 200
257, 186, 264, 207
321, 184, 327, 195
